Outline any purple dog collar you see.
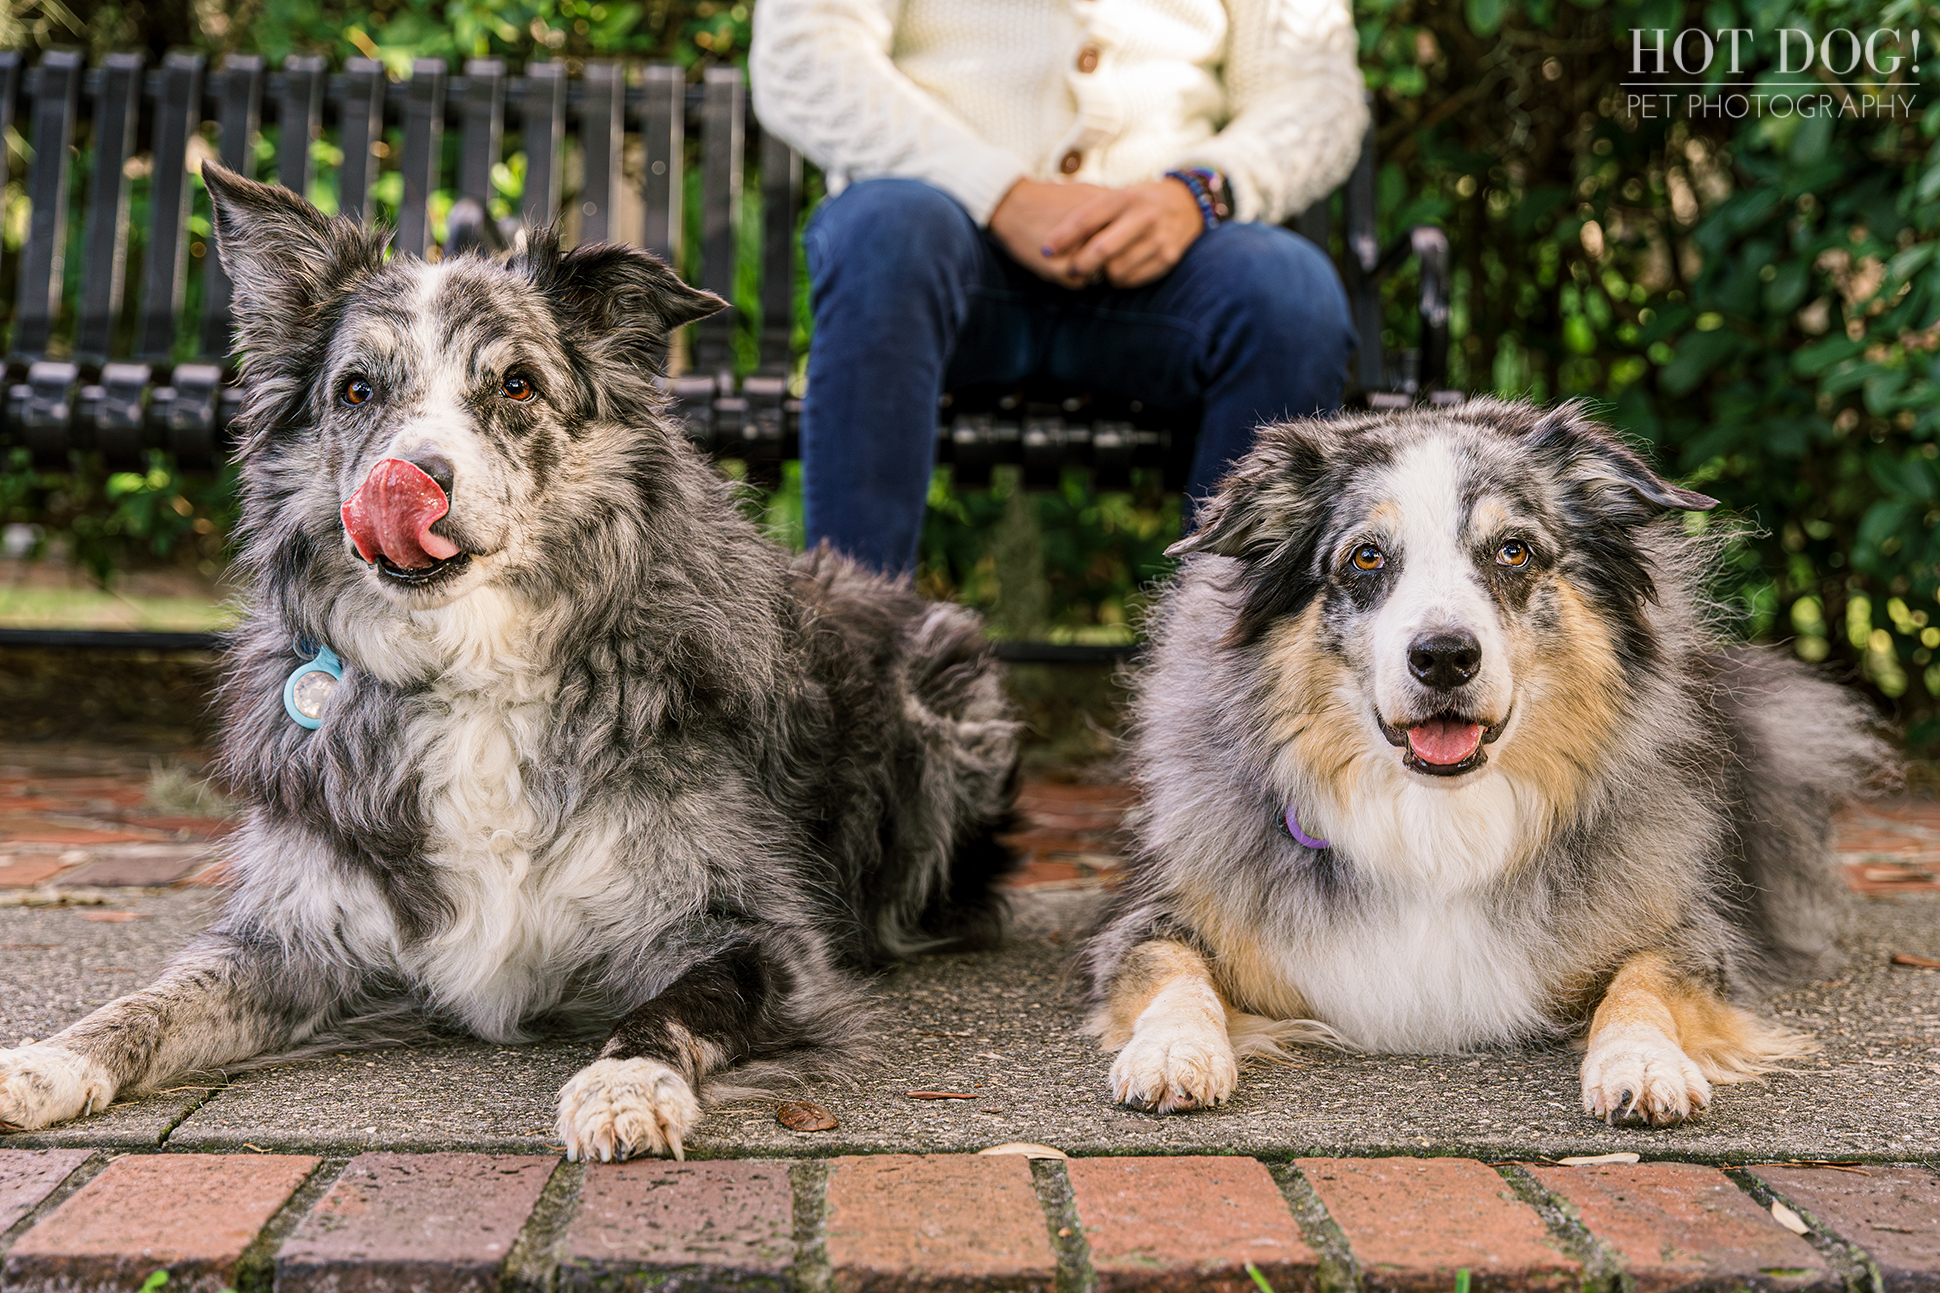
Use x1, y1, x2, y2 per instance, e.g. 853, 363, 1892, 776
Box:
1283, 804, 1330, 850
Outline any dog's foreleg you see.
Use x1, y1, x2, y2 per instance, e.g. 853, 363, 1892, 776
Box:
0, 934, 346, 1132
1093, 938, 1238, 1114
1581, 951, 1813, 1127
1578, 952, 1717, 1126
556, 928, 845, 1162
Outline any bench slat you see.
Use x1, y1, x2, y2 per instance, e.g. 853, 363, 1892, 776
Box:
578, 59, 623, 244
639, 64, 683, 267
133, 52, 205, 365
757, 130, 799, 375
458, 59, 505, 210
334, 58, 386, 223
694, 67, 743, 377
200, 54, 264, 358
519, 63, 566, 234
277, 55, 326, 194
398, 59, 446, 257
11, 51, 81, 360
75, 53, 144, 366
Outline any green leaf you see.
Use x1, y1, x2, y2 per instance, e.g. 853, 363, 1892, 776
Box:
1659, 329, 1744, 397
1464, 0, 1507, 36
1791, 337, 1865, 378
1564, 315, 1598, 355
1868, 450, 1936, 502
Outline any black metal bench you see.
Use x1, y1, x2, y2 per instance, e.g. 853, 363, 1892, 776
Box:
0, 50, 1450, 654
0, 51, 1447, 477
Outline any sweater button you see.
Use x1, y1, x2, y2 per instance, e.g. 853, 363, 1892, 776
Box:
1075, 44, 1100, 73
1059, 149, 1082, 175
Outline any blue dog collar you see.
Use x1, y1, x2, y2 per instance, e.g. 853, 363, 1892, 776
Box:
283, 644, 342, 729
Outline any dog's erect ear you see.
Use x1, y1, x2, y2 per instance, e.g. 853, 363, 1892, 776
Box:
518, 228, 725, 368
202, 161, 389, 345
1168, 418, 1343, 562
1524, 403, 1718, 516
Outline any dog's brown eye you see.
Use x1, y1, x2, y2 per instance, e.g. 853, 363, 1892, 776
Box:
1351, 544, 1385, 571
1498, 540, 1530, 567
502, 374, 535, 402
342, 377, 373, 406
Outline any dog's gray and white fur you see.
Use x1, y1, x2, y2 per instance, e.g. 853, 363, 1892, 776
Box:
0, 165, 1018, 1159
1087, 398, 1887, 1126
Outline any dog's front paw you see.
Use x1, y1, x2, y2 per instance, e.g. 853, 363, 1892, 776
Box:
1581, 1026, 1711, 1127
556, 1057, 701, 1162
0, 1044, 117, 1132
1109, 1025, 1238, 1114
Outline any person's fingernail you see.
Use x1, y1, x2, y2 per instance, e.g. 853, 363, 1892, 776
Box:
1041, 246, 1055, 257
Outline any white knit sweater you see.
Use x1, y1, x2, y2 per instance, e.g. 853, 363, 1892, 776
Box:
749, 0, 1368, 227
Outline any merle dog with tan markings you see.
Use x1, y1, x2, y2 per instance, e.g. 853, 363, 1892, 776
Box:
0, 164, 1019, 1160
1087, 398, 1887, 1127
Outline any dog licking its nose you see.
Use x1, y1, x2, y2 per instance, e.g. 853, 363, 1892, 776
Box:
1407, 630, 1481, 689
341, 458, 461, 568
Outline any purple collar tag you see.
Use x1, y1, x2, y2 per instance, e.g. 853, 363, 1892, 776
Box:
1284, 804, 1330, 850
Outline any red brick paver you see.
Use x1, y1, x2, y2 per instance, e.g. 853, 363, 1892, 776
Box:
276, 1152, 558, 1293
0, 1149, 90, 1234
1297, 1157, 1579, 1293
1529, 1162, 1833, 1292
1838, 800, 1940, 893
1001, 782, 1132, 889
561, 1160, 794, 1289
1754, 1166, 1940, 1292
2, 1153, 317, 1293
825, 1153, 1058, 1293
1066, 1156, 1317, 1293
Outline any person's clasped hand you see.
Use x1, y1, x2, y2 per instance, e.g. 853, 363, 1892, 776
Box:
990, 177, 1208, 289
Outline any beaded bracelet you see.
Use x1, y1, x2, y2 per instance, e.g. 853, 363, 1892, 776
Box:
1164, 167, 1231, 230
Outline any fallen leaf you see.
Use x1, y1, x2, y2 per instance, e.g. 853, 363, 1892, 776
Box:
978, 1142, 1067, 1160
1554, 1152, 1641, 1166
907, 1091, 978, 1100
776, 1100, 838, 1132
1891, 952, 1940, 969
1770, 1200, 1810, 1235
78, 911, 145, 923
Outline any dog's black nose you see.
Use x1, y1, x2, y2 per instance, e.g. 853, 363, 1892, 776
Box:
1408, 630, 1481, 689
405, 451, 456, 499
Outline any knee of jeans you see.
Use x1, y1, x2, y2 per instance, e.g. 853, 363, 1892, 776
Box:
807, 179, 980, 285
1200, 225, 1356, 354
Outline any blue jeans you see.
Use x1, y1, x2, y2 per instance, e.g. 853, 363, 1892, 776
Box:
800, 177, 1356, 575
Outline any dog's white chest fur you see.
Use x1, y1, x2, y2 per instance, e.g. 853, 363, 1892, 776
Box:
380, 592, 633, 1041
1270, 777, 1551, 1051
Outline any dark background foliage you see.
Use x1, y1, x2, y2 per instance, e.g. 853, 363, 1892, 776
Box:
5, 0, 1938, 737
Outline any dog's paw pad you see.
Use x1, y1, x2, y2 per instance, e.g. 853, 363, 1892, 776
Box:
1109, 1028, 1238, 1114
0, 1045, 115, 1132
1580, 1027, 1710, 1127
556, 1057, 701, 1162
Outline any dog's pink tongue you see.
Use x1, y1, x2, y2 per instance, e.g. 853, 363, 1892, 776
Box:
1408, 718, 1484, 766
340, 458, 460, 569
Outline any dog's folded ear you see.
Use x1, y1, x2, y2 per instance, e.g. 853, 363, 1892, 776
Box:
1525, 403, 1719, 516
1167, 419, 1341, 562
202, 161, 389, 349
518, 229, 726, 370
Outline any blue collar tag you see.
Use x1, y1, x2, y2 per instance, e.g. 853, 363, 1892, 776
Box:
283, 645, 343, 730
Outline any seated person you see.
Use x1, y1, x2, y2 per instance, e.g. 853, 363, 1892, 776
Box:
750, 0, 1367, 575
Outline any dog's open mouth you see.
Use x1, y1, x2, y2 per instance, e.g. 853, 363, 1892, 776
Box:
342, 458, 471, 589
374, 551, 472, 588
1378, 710, 1509, 777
